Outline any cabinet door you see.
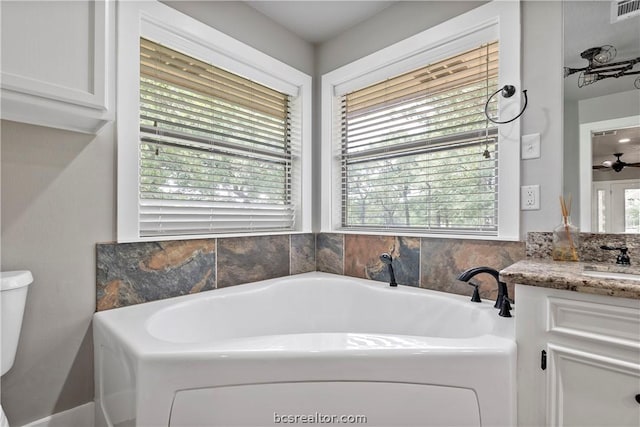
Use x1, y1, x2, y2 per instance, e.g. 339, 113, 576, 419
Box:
0, 0, 113, 133
547, 344, 640, 427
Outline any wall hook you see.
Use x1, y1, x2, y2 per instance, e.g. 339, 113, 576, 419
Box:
484, 85, 528, 124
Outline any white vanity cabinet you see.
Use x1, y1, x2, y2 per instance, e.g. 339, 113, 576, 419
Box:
516, 284, 640, 427
0, 0, 114, 134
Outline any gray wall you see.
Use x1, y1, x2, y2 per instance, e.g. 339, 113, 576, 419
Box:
0, 2, 313, 426
564, 99, 580, 222
162, 1, 314, 76
1, 1, 564, 425
312, 1, 488, 231
578, 90, 640, 124
1, 121, 114, 424
520, 0, 563, 234
314, 1, 564, 236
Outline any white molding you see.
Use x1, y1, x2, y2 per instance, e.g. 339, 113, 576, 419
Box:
547, 297, 640, 350
116, 0, 312, 242
579, 115, 640, 231
0, 0, 113, 134
19, 402, 94, 427
320, 0, 521, 240
546, 343, 640, 427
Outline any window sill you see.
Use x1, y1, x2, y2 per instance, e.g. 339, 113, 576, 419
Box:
117, 230, 311, 244
324, 228, 520, 242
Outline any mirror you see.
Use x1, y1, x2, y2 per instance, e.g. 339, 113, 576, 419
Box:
563, 0, 640, 233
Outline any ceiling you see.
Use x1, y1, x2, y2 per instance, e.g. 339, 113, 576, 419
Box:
592, 126, 640, 168
245, 1, 396, 43
563, 1, 640, 101
241, 1, 640, 167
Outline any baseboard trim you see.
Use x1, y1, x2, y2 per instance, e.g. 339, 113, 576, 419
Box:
19, 402, 94, 427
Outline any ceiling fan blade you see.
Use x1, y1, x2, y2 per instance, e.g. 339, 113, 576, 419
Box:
592, 165, 610, 170
626, 162, 640, 167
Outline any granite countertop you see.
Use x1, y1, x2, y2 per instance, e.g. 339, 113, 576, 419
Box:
500, 259, 640, 300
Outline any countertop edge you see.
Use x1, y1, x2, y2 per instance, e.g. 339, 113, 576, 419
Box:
500, 259, 640, 300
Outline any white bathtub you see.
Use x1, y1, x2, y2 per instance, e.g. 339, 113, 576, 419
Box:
93, 272, 516, 427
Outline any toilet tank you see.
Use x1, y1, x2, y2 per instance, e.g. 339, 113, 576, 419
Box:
1, 271, 33, 376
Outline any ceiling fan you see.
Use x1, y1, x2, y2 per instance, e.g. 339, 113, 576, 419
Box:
592, 153, 640, 173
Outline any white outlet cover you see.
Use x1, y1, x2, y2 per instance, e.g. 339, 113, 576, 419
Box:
520, 185, 540, 210
521, 133, 540, 160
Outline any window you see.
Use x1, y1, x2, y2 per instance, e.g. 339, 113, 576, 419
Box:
139, 39, 293, 237
341, 42, 499, 234
321, 1, 521, 239
117, 1, 311, 242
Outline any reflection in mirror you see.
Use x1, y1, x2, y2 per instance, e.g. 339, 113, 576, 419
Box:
591, 126, 640, 233
563, 0, 640, 233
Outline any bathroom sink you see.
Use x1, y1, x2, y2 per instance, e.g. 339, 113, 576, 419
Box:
582, 265, 640, 282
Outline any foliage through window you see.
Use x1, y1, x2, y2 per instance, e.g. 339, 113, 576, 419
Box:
341, 42, 500, 234
139, 38, 294, 237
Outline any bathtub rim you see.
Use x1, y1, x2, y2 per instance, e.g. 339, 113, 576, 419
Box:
93, 271, 514, 357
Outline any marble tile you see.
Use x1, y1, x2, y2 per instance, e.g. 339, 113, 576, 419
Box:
291, 233, 316, 274
420, 238, 525, 301
217, 235, 289, 288
96, 239, 216, 311
344, 235, 420, 286
316, 233, 344, 275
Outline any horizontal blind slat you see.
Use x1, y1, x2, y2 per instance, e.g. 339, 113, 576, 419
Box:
139, 38, 294, 237
140, 40, 285, 101
341, 42, 499, 232
140, 80, 288, 130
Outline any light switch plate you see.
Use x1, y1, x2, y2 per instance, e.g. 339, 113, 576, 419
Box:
521, 133, 540, 159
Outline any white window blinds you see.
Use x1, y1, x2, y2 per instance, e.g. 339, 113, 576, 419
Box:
341, 42, 500, 235
139, 38, 294, 237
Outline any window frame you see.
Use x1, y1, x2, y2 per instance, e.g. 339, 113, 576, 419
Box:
116, 0, 312, 242
321, 1, 521, 240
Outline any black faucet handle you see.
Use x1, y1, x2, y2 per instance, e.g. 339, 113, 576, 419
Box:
600, 245, 631, 265
379, 253, 397, 286
467, 281, 482, 303
499, 297, 512, 318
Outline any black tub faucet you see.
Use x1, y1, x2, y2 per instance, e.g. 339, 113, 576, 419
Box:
457, 266, 511, 317
380, 253, 397, 287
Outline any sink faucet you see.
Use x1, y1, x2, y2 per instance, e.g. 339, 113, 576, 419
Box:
457, 266, 512, 317
600, 245, 631, 265
379, 253, 397, 287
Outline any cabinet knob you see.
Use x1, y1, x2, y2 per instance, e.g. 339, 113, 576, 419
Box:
635, 394, 640, 404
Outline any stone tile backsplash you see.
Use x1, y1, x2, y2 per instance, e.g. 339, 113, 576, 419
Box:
97, 232, 527, 310
96, 239, 216, 311
527, 232, 640, 263
343, 235, 420, 287
97, 234, 314, 310
315, 233, 525, 301
217, 235, 290, 288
